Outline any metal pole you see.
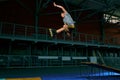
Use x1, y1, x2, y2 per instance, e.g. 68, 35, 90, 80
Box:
35, 0, 39, 39
100, 14, 105, 42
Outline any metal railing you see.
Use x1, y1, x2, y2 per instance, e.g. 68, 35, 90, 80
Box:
0, 55, 120, 68
0, 55, 88, 68
0, 22, 120, 46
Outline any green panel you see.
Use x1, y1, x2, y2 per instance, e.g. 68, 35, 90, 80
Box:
12, 50, 29, 55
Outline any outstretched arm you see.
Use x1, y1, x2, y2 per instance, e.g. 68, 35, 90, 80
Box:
53, 2, 67, 14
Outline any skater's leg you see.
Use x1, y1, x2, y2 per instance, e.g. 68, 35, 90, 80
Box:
49, 28, 57, 37
49, 24, 70, 37
56, 24, 68, 33
56, 24, 71, 37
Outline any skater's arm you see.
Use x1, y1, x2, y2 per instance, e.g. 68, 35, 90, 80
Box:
53, 2, 67, 14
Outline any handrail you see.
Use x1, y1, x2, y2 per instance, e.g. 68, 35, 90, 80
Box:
0, 22, 120, 46
81, 62, 120, 73
0, 55, 120, 69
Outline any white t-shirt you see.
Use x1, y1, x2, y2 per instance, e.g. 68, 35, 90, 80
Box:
63, 12, 75, 25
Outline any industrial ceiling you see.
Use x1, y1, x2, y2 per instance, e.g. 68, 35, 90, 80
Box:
0, 0, 120, 19
53, 0, 120, 18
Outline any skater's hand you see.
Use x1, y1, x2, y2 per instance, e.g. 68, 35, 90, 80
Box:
53, 2, 57, 7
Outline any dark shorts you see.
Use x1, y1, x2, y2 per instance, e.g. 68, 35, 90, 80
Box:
68, 24, 75, 33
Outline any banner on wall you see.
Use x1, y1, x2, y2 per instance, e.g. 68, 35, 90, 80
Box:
5, 77, 41, 80
0, 79, 6, 80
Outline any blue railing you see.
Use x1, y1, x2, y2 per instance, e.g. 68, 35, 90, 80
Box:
0, 55, 88, 68
0, 55, 120, 68
0, 22, 120, 46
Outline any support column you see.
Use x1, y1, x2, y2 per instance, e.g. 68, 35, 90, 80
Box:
8, 41, 12, 55
100, 14, 105, 42
35, 0, 43, 39
35, 0, 39, 39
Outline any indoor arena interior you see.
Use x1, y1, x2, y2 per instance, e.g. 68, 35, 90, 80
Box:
0, 0, 120, 80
